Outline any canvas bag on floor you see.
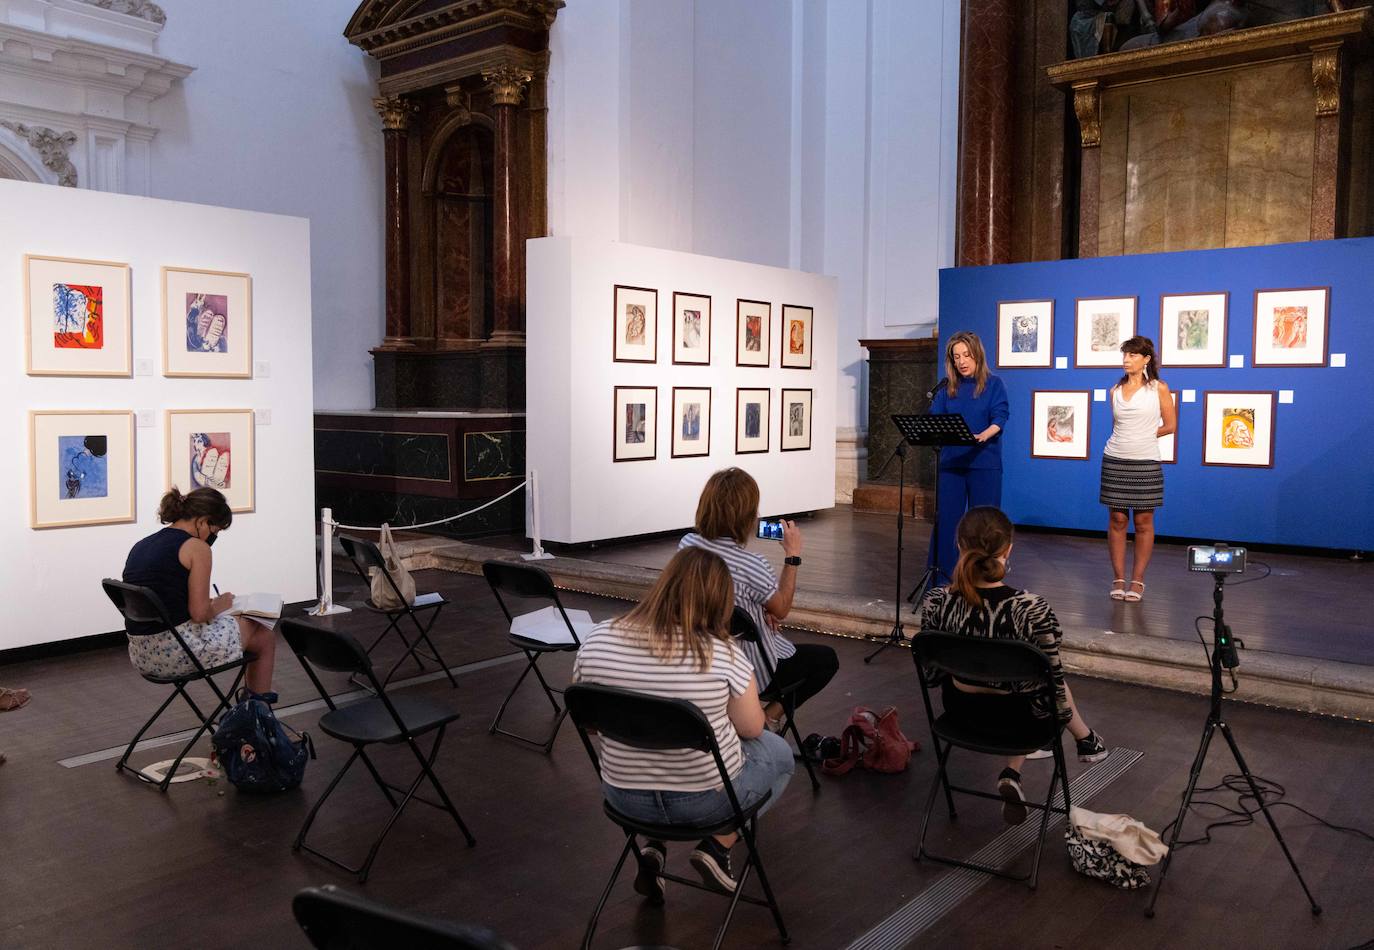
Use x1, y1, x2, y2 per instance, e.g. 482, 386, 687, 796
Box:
1065, 806, 1168, 889
369, 523, 417, 609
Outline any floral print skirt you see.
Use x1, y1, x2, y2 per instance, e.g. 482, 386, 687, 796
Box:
128, 614, 243, 679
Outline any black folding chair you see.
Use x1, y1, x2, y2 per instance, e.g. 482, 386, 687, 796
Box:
281, 618, 476, 883
102, 578, 257, 793
481, 560, 583, 753
293, 885, 513, 950
565, 683, 790, 950
730, 607, 820, 792
338, 535, 457, 689
910, 631, 1072, 889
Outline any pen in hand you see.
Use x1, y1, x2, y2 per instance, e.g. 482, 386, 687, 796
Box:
213, 584, 221, 596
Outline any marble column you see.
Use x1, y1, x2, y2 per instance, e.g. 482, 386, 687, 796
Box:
375, 95, 417, 347
956, 0, 1016, 267
1310, 45, 1349, 241
1073, 81, 1102, 258
482, 65, 532, 347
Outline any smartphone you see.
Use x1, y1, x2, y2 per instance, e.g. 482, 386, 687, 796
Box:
756, 518, 785, 541
1187, 544, 1247, 574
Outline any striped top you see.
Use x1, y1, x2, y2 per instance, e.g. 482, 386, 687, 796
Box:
572, 620, 755, 791
916, 585, 1070, 723
678, 533, 796, 687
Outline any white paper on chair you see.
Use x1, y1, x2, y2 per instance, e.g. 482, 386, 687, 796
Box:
413, 591, 444, 607
510, 605, 596, 645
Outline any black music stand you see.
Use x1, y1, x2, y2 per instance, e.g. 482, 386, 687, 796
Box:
864, 411, 975, 663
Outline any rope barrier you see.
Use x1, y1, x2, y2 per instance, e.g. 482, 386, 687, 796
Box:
328, 480, 527, 533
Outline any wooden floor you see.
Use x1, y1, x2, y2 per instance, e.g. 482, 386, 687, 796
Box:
2, 567, 1373, 949
487, 505, 1374, 667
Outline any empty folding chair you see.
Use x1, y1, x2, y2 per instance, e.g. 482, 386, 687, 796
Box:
730, 607, 820, 792
293, 885, 514, 950
281, 617, 475, 883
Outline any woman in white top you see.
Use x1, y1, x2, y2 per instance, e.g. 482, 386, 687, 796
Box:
1099, 336, 1176, 602
573, 546, 795, 899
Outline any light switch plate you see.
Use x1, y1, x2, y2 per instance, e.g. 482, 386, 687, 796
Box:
135, 358, 153, 376
254, 408, 271, 425
1279, 390, 1294, 404
1331, 353, 1346, 367
1182, 390, 1196, 403
254, 360, 271, 378
1229, 354, 1244, 368
1055, 356, 1068, 370
1093, 389, 1107, 402
136, 409, 155, 428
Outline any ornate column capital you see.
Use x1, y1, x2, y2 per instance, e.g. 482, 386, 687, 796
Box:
1311, 45, 1342, 117
481, 65, 533, 107
373, 95, 418, 132
1072, 81, 1102, 149
0, 121, 78, 186
444, 85, 473, 126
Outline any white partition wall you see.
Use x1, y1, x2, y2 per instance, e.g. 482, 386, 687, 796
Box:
527, 237, 837, 545
0, 178, 316, 650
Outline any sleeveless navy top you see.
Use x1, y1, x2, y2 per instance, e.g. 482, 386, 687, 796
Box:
123, 527, 193, 633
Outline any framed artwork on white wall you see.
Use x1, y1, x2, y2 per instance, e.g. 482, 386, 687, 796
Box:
613, 386, 657, 462
1074, 296, 1136, 367
780, 304, 813, 369
735, 388, 770, 454
779, 388, 812, 451
996, 299, 1054, 368
671, 387, 711, 458
1252, 287, 1329, 367
1030, 390, 1091, 460
613, 285, 658, 363
1159, 291, 1227, 368
166, 409, 256, 512
672, 292, 712, 365
736, 299, 771, 367
1202, 391, 1275, 468
162, 266, 253, 378
29, 410, 136, 529
24, 254, 132, 377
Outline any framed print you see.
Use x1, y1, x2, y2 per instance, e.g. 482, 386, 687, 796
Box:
735, 388, 770, 455
736, 299, 771, 367
672, 292, 712, 365
996, 299, 1054, 368
1253, 287, 1329, 367
613, 285, 658, 363
1074, 296, 1136, 367
613, 386, 657, 462
166, 409, 256, 512
1203, 391, 1275, 468
162, 267, 253, 378
779, 388, 813, 452
1030, 390, 1091, 460
24, 255, 131, 376
1160, 292, 1228, 368
671, 387, 712, 458
1159, 391, 1179, 464
30, 410, 135, 529
780, 304, 813, 369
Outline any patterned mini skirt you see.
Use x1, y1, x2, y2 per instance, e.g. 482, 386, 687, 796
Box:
1100, 455, 1164, 510
128, 614, 244, 680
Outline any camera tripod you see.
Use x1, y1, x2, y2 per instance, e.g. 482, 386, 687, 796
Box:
1145, 573, 1321, 919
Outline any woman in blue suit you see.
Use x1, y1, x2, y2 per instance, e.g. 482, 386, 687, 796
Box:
928, 331, 1009, 582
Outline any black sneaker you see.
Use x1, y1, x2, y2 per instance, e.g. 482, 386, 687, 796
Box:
690, 836, 735, 893
1077, 731, 1108, 764
998, 767, 1027, 825
633, 839, 666, 903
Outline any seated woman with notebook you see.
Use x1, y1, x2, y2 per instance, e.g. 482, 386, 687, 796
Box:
122, 487, 276, 694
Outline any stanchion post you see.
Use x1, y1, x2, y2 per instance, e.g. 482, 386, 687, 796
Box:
522, 470, 553, 561
313, 507, 351, 615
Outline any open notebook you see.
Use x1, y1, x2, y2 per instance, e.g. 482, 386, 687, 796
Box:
219, 592, 284, 630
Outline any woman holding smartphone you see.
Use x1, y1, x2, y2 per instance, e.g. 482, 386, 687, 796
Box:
680, 468, 838, 729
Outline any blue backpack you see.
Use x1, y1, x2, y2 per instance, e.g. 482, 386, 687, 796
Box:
212, 689, 314, 792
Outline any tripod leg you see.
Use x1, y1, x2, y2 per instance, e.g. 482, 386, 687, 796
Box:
1145, 719, 1216, 919
1216, 721, 1321, 915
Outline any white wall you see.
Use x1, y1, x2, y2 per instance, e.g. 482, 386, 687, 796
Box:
528, 236, 837, 544
0, 178, 317, 649
149, 0, 382, 412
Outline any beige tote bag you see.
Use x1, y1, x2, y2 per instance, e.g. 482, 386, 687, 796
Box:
369, 523, 416, 609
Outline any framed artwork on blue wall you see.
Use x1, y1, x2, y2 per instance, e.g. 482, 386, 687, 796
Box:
1160, 292, 1227, 368
1074, 296, 1137, 367
1253, 287, 1329, 367
1031, 390, 1091, 460
1202, 391, 1275, 468
996, 299, 1054, 368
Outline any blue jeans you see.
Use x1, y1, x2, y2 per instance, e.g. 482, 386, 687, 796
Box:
602, 731, 795, 830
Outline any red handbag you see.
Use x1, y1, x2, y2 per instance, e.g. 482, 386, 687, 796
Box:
821, 706, 920, 776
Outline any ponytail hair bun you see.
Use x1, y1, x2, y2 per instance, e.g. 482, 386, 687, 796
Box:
157, 486, 233, 530
950, 506, 1014, 608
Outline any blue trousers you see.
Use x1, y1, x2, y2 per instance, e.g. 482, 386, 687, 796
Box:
928, 467, 1003, 584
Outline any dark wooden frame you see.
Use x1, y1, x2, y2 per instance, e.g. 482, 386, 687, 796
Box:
995, 298, 1055, 368
779, 388, 813, 452
734, 387, 770, 455
672, 291, 712, 366
1252, 286, 1331, 367
735, 298, 771, 367
1073, 295, 1137, 368
1158, 291, 1229, 369
612, 284, 658, 364
613, 385, 657, 463
780, 304, 813, 369
670, 386, 712, 459
1202, 390, 1277, 469
1030, 390, 1091, 460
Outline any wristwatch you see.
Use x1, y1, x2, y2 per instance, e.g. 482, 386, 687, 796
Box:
784, 556, 802, 567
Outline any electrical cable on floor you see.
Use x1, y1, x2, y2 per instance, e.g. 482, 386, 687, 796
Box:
1161, 772, 1374, 852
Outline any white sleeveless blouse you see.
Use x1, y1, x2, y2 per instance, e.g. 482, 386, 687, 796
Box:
1103, 380, 1161, 461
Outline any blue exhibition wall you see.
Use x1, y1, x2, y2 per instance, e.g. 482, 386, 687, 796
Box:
938, 237, 1373, 550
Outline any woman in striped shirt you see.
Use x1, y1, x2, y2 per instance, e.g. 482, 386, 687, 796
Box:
573, 547, 795, 897
680, 467, 838, 731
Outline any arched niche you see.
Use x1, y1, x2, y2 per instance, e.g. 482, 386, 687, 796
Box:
421, 113, 495, 347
